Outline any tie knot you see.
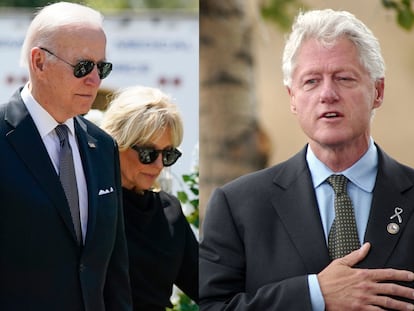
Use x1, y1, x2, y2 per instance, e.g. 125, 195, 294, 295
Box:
327, 174, 348, 195
55, 124, 69, 144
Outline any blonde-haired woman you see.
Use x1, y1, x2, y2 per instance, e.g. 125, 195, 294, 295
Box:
101, 86, 198, 311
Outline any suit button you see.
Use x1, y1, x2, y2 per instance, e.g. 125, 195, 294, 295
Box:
79, 263, 85, 272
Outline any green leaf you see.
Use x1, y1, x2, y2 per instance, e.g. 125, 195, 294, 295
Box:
397, 7, 414, 29
177, 191, 189, 203
382, 0, 399, 9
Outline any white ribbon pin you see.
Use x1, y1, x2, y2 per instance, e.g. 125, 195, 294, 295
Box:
390, 207, 403, 223
388, 207, 403, 235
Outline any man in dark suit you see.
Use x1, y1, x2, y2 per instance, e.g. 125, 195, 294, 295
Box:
0, 2, 132, 310
200, 9, 414, 311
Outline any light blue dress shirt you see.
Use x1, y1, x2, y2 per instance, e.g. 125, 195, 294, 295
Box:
306, 138, 378, 311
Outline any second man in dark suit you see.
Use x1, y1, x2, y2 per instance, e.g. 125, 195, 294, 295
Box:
200, 9, 414, 311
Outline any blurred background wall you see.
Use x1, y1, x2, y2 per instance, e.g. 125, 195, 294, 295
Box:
256, 0, 414, 168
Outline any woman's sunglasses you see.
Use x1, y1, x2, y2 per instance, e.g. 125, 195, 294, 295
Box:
131, 146, 182, 167
39, 47, 112, 80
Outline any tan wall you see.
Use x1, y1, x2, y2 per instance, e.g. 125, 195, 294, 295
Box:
255, 0, 414, 167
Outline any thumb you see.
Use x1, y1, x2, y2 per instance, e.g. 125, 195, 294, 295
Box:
339, 242, 370, 267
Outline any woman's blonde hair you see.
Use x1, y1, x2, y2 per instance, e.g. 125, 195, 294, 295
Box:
101, 85, 184, 151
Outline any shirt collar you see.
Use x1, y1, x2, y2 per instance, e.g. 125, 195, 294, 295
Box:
306, 138, 377, 192
21, 84, 75, 137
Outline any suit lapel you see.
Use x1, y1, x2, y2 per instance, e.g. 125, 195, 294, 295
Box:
360, 149, 414, 268
270, 148, 331, 273
267, 145, 414, 271
4, 94, 76, 240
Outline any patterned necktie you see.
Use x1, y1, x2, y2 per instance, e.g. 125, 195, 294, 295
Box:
55, 124, 82, 244
327, 174, 360, 259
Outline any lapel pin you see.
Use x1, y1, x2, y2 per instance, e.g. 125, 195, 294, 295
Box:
387, 207, 403, 235
88, 142, 96, 148
390, 207, 403, 223
387, 222, 400, 235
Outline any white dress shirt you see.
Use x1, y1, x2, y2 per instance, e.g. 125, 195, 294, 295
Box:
21, 84, 88, 242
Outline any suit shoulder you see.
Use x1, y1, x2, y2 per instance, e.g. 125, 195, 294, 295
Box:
223, 166, 278, 187
221, 149, 306, 193
157, 190, 189, 225
220, 164, 285, 197
79, 115, 108, 135
77, 115, 115, 142
378, 146, 414, 174
0, 103, 6, 122
159, 190, 182, 212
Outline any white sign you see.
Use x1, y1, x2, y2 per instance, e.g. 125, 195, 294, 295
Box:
0, 11, 199, 193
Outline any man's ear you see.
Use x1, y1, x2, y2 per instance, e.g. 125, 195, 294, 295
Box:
373, 78, 384, 108
31, 47, 45, 73
287, 87, 297, 114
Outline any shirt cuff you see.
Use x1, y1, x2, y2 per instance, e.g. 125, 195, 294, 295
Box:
308, 274, 325, 311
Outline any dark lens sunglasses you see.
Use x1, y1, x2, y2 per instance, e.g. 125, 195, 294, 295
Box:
131, 146, 182, 167
39, 47, 112, 79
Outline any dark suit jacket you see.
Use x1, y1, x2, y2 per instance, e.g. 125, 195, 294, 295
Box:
199, 145, 414, 310
0, 89, 132, 311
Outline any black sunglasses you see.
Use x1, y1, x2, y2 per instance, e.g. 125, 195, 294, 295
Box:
131, 146, 182, 167
39, 47, 112, 79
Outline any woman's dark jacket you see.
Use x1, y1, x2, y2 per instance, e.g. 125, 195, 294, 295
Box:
122, 188, 199, 311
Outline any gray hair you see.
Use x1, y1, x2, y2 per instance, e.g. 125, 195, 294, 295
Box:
282, 9, 385, 87
20, 1, 103, 68
101, 86, 184, 151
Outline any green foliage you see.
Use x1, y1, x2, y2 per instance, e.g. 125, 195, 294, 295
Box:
177, 170, 199, 229
260, 0, 306, 30
141, 0, 198, 10
382, 0, 414, 30
0, 0, 51, 7
0, 0, 198, 10
168, 170, 199, 311
168, 294, 199, 311
261, 0, 414, 32
84, 0, 130, 10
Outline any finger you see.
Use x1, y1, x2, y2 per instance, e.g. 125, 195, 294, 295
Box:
376, 282, 414, 299
339, 242, 371, 267
371, 269, 414, 283
369, 293, 414, 311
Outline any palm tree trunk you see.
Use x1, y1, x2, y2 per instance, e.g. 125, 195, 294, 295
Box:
199, 0, 270, 225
